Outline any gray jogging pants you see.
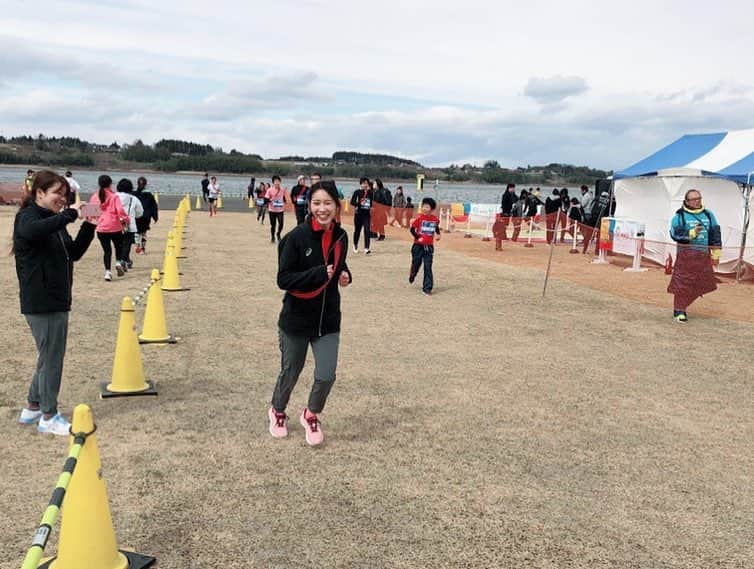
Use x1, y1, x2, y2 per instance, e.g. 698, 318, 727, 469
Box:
271, 328, 339, 414
26, 312, 69, 416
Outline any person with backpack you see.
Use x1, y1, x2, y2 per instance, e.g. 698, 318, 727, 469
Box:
290, 175, 310, 225
116, 178, 144, 270
667, 189, 722, 323
134, 176, 159, 255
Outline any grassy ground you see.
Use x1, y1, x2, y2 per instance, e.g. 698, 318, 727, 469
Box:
1, 206, 753, 568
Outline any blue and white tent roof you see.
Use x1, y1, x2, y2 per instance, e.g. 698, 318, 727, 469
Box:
615, 129, 754, 183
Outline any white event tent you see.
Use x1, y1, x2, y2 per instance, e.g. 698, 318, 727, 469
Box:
613, 129, 754, 279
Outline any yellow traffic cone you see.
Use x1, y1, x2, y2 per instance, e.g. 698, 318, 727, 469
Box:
139, 269, 176, 344
154, 192, 159, 205
248, 196, 255, 209
344, 200, 350, 213
186, 194, 192, 212
217, 195, 223, 209
37, 404, 156, 569
172, 225, 186, 259
161, 249, 189, 292
195, 195, 202, 209
100, 297, 157, 398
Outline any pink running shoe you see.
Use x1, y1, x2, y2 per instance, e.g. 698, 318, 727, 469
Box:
300, 408, 324, 446
268, 407, 288, 438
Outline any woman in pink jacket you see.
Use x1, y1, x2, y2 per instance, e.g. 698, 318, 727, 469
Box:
89, 174, 129, 281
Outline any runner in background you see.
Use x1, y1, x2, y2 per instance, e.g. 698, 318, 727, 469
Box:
89, 174, 129, 281
290, 175, 310, 225
350, 177, 373, 254
115, 178, 143, 271
247, 177, 256, 200
201, 172, 210, 203
134, 176, 159, 254
265, 175, 290, 243
208, 176, 220, 217
255, 182, 269, 224
408, 197, 441, 296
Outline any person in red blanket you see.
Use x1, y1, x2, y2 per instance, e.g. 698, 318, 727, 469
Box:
492, 213, 505, 251
408, 197, 441, 295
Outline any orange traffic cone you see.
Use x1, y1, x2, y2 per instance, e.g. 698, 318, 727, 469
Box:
37, 405, 156, 569
100, 297, 157, 398
664, 253, 673, 275
139, 269, 177, 344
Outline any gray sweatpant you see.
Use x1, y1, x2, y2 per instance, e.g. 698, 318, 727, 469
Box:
271, 329, 339, 414
26, 312, 69, 416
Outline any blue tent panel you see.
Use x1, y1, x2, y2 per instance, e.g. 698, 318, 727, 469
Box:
614, 132, 727, 179
716, 152, 754, 184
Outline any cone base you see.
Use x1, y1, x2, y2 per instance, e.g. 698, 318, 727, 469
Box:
161, 286, 191, 292
139, 334, 177, 345
100, 380, 158, 398
39, 550, 156, 569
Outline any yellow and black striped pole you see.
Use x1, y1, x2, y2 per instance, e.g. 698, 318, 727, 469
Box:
20, 429, 89, 569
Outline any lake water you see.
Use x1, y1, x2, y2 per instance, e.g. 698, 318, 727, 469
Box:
0, 165, 580, 205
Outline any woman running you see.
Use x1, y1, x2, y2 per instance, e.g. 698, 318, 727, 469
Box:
265, 175, 289, 243
268, 182, 352, 446
89, 174, 129, 280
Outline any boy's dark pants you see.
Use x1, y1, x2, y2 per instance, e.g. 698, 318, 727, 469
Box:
410, 243, 434, 293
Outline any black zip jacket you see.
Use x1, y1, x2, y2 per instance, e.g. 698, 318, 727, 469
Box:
135, 190, 159, 232
277, 220, 352, 337
14, 203, 96, 314
500, 191, 517, 215
350, 189, 373, 215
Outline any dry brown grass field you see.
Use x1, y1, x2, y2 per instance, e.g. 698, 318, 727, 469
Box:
1, 205, 753, 568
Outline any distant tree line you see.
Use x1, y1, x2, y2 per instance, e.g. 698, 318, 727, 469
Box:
0, 133, 611, 183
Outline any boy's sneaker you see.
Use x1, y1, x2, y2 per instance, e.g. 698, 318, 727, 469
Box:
352, 246, 358, 253
268, 407, 288, 438
408, 273, 415, 284
18, 407, 42, 424
37, 413, 71, 436
422, 290, 432, 296
126, 260, 134, 269
673, 311, 688, 323
104, 270, 112, 281
300, 408, 324, 446
115, 263, 125, 277
364, 249, 371, 255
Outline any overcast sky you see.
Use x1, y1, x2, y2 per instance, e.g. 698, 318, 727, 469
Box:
1, 0, 753, 169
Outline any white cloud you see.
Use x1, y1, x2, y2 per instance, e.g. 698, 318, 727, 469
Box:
524, 76, 589, 105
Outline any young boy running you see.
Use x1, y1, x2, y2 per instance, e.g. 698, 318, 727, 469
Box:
408, 197, 441, 295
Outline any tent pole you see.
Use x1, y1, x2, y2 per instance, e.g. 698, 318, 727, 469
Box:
736, 174, 753, 283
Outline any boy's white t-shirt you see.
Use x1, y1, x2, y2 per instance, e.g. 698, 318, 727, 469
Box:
208, 183, 220, 199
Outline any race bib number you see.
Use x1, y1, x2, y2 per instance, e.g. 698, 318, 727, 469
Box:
272, 199, 284, 208
420, 220, 437, 235
296, 196, 307, 205
255, 198, 265, 206
361, 199, 371, 209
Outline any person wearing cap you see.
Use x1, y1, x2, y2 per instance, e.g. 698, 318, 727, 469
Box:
290, 175, 310, 225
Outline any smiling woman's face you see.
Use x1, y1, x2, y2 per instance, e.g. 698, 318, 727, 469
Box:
36, 182, 68, 212
310, 189, 337, 226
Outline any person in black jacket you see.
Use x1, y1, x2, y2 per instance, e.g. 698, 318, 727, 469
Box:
13, 170, 96, 436
290, 175, 310, 225
350, 177, 373, 254
544, 189, 562, 244
134, 176, 159, 254
268, 182, 352, 446
499, 183, 517, 240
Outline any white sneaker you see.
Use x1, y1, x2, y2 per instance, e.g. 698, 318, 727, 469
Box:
18, 407, 42, 424
364, 249, 371, 255
104, 270, 112, 281
37, 413, 71, 436
352, 246, 358, 253
115, 263, 125, 277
